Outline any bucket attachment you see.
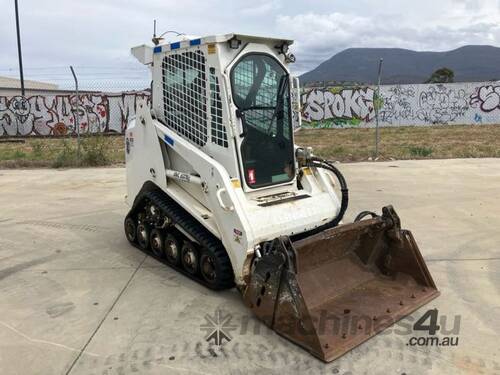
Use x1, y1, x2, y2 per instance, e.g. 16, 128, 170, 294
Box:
243, 206, 439, 362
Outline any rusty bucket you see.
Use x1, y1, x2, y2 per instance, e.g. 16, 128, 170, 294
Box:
243, 206, 439, 362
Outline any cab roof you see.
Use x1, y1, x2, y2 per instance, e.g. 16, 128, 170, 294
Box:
153, 33, 294, 54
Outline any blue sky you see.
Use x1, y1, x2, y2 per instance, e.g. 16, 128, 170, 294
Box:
1, 0, 499, 89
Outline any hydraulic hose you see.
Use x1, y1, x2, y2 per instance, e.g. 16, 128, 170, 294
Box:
354, 211, 379, 222
293, 157, 349, 240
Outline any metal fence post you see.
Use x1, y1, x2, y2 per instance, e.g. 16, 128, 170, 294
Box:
374, 58, 383, 158
14, 0, 25, 97
70, 66, 80, 159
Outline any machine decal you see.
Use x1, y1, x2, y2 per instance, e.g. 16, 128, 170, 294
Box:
247, 169, 256, 185
172, 171, 191, 183
126, 133, 134, 154
164, 134, 175, 146
233, 228, 242, 243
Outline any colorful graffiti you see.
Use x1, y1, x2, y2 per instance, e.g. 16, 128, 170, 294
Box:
0, 91, 150, 136
302, 87, 376, 125
3, 83, 499, 134
302, 81, 500, 128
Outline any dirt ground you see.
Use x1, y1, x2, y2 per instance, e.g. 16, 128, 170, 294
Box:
0, 159, 499, 375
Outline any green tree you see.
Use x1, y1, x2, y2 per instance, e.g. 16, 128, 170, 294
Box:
425, 67, 455, 83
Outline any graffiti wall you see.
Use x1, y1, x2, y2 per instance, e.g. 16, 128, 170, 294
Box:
0, 91, 150, 136
4, 83, 498, 135
301, 82, 500, 128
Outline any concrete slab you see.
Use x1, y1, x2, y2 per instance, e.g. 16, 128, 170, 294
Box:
0, 160, 499, 374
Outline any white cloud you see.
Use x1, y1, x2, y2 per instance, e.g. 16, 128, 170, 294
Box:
1, 0, 500, 81
240, 0, 282, 16
276, 6, 500, 74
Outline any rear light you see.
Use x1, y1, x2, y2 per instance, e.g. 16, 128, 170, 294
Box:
247, 168, 256, 184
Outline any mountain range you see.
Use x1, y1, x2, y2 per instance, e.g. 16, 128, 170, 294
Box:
299, 45, 500, 85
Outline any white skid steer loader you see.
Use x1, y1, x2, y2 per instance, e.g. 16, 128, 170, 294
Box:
125, 33, 439, 362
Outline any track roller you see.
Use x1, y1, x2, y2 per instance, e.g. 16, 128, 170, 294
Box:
136, 223, 150, 250
150, 229, 164, 258
164, 233, 181, 266
199, 247, 231, 289
181, 241, 199, 275
124, 217, 136, 243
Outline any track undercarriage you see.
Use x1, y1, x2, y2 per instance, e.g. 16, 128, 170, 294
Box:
124, 189, 234, 290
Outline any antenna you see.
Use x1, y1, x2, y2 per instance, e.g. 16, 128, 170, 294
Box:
152, 25, 185, 46
152, 19, 159, 45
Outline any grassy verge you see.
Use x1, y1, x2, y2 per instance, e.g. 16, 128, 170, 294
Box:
295, 124, 500, 161
0, 125, 499, 168
0, 135, 124, 168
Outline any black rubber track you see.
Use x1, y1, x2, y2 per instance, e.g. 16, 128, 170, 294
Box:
126, 189, 235, 290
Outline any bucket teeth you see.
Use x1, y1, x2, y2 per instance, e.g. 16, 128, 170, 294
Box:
243, 206, 439, 362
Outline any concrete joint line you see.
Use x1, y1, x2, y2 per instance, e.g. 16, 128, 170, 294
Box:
65, 255, 147, 375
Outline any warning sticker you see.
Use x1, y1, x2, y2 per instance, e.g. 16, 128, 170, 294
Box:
207, 44, 216, 54
233, 228, 243, 243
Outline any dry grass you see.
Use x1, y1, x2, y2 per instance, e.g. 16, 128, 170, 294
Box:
295, 125, 500, 162
0, 135, 124, 168
0, 125, 499, 168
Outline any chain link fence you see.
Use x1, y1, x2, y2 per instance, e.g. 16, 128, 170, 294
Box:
0, 66, 151, 138
3, 66, 500, 162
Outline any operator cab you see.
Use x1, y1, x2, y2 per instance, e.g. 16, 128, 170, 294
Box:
140, 33, 299, 192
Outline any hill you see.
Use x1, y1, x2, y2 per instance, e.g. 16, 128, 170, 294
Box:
299, 45, 500, 85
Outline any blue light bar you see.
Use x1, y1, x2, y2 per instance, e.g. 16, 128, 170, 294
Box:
170, 42, 181, 50
153, 46, 162, 54
190, 39, 201, 46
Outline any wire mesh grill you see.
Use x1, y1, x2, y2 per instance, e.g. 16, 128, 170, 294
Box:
232, 58, 290, 139
209, 67, 228, 147
162, 50, 208, 147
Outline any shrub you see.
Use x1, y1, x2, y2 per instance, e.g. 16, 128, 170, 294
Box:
408, 146, 433, 157
51, 135, 110, 168
80, 135, 109, 166
52, 139, 78, 168
13, 150, 27, 159
31, 141, 43, 158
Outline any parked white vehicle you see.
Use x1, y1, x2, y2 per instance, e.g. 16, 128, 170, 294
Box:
124, 33, 439, 362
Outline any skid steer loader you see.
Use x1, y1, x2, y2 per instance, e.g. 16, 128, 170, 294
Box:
125, 33, 439, 362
